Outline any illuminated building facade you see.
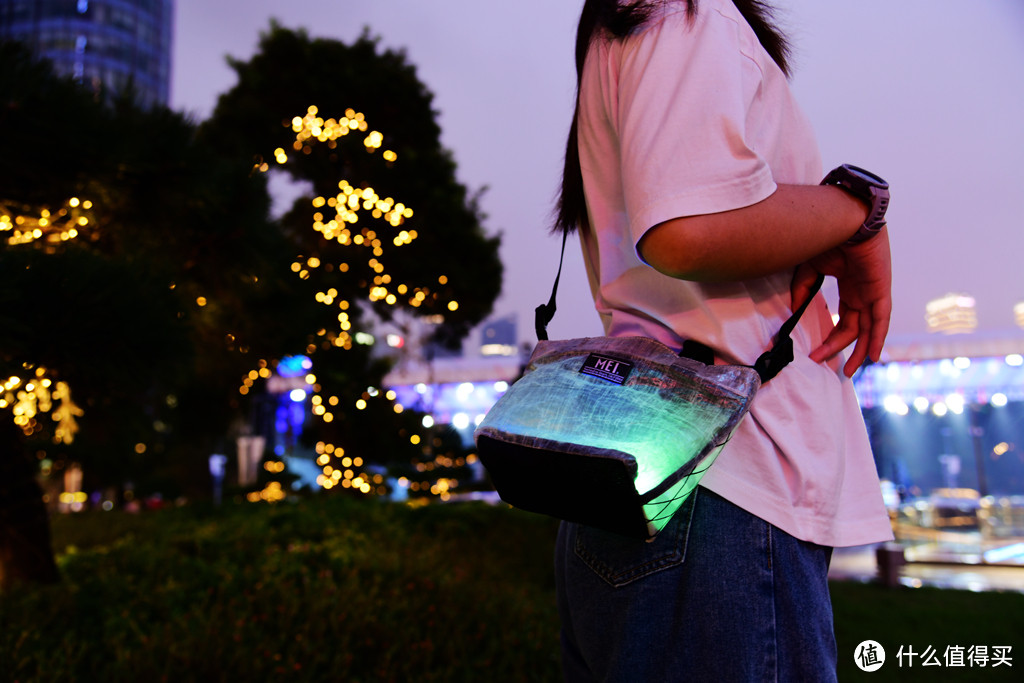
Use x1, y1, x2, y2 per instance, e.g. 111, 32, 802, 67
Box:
0, 0, 173, 108
925, 293, 978, 335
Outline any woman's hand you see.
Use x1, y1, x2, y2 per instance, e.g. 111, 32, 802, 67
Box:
791, 226, 892, 378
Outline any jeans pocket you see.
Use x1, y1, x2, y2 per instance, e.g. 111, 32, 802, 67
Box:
573, 488, 697, 588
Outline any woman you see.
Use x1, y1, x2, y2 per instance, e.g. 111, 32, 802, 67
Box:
552, 1, 894, 680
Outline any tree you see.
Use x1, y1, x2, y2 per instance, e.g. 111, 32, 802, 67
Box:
0, 25, 504, 585
0, 40, 313, 588
201, 25, 503, 493
1, 21, 503, 585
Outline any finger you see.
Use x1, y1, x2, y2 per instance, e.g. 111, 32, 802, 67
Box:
866, 296, 893, 363
810, 307, 859, 363
790, 264, 819, 312
843, 306, 873, 378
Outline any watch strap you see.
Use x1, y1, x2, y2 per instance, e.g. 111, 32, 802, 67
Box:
821, 164, 889, 245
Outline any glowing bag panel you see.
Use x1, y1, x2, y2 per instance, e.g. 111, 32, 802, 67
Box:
474, 336, 760, 539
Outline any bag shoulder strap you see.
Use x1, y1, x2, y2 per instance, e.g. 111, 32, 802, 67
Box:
534, 230, 568, 343
534, 232, 824, 384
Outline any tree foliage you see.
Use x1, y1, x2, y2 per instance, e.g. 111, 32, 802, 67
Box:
0, 26, 503, 585
0, 39, 315, 493
200, 25, 503, 484
201, 24, 503, 353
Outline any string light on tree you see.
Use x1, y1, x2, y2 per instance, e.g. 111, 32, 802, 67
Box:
0, 368, 83, 444
264, 106, 451, 329
0, 197, 95, 246
247, 102, 476, 503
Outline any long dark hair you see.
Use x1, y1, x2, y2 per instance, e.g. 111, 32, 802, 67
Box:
554, 0, 791, 235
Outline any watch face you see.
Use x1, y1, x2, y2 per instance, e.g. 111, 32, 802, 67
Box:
846, 164, 888, 188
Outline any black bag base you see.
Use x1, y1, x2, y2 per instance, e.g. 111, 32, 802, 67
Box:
477, 435, 651, 539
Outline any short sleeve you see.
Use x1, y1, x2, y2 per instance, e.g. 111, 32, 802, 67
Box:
613, 8, 777, 245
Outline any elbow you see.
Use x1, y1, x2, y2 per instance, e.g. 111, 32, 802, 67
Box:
637, 218, 718, 281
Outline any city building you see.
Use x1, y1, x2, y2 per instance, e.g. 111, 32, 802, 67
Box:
0, 0, 173, 108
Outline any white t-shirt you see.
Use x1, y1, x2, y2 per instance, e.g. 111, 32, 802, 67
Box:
576, 0, 892, 547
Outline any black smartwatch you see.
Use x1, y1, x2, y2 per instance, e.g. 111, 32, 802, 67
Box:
821, 164, 890, 245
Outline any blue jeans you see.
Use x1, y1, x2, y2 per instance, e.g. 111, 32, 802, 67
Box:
554, 487, 837, 682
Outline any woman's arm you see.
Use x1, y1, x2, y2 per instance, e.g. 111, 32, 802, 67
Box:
637, 184, 867, 281
638, 183, 892, 377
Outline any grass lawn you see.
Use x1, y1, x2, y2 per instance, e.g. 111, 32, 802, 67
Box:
2, 496, 1021, 682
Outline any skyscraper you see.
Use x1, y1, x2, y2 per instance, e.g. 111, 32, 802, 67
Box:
0, 0, 173, 108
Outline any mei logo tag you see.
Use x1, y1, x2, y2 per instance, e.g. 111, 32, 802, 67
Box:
580, 353, 633, 385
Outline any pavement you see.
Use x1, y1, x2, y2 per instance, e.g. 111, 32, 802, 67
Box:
828, 543, 1024, 593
